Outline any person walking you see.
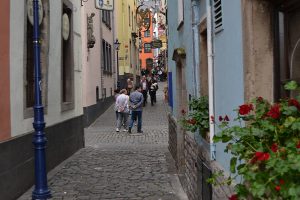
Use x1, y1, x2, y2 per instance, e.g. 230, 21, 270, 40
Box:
128, 85, 144, 133
140, 75, 148, 107
115, 89, 130, 132
149, 79, 158, 106
126, 78, 133, 95
114, 88, 121, 124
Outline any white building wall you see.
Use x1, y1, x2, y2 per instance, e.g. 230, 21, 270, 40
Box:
81, 0, 102, 107
10, 0, 83, 137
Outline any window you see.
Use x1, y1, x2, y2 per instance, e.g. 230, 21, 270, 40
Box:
102, 40, 112, 74
274, 2, 300, 99
25, 0, 49, 114
62, 0, 74, 111
102, 10, 111, 28
144, 43, 152, 53
213, 0, 223, 32
144, 30, 151, 37
132, 11, 134, 30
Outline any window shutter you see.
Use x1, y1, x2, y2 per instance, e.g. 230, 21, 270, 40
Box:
213, 0, 223, 32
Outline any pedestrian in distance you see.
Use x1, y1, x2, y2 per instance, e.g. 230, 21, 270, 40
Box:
126, 78, 133, 95
114, 88, 121, 123
140, 75, 148, 107
115, 89, 130, 132
149, 79, 158, 106
128, 84, 144, 133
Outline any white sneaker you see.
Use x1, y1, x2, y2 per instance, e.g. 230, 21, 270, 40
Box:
123, 129, 128, 132
116, 128, 120, 132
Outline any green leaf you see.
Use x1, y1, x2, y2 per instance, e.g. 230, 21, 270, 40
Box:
284, 116, 296, 128
230, 157, 237, 173
284, 80, 298, 91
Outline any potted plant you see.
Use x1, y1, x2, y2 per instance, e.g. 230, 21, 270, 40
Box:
209, 81, 300, 199
180, 95, 209, 140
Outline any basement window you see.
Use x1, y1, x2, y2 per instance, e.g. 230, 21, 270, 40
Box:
213, 0, 223, 33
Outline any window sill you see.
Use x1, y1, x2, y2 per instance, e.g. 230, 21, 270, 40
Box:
61, 102, 74, 112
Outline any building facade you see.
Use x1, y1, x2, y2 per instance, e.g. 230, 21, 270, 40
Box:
81, 0, 116, 127
138, 9, 154, 72
114, 0, 140, 88
168, 0, 300, 199
0, 1, 84, 199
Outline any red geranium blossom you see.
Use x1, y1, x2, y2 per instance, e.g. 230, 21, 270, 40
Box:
251, 152, 270, 163
219, 116, 223, 122
228, 194, 238, 200
210, 116, 215, 123
224, 115, 230, 121
267, 104, 280, 119
238, 104, 253, 115
181, 109, 186, 115
275, 185, 281, 191
187, 119, 196, 125
257, 96, 264, 102
279, 179, 284, 185
271, 143, 278, 153
296, 141, 300, 149
288, 98, 300, 110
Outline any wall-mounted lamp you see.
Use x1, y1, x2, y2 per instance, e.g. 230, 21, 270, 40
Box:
87, 13, 96, 49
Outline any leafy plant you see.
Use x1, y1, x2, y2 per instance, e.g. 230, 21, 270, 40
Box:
180, 96, 209, 139
211, 82, 300, 200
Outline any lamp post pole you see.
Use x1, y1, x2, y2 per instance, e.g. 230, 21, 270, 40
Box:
32, 0, 51, 199
114, 39, 121, 89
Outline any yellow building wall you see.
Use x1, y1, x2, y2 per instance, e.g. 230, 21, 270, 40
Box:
115, 0, 138, 76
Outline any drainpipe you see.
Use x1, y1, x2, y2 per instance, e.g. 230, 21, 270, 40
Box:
192, 0, 200, 97
206, 0, 216, 160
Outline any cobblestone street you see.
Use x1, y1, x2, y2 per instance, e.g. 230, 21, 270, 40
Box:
19, 83, 188, 200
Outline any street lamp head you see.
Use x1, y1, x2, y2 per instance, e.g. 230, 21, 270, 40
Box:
114, 39, 121, 51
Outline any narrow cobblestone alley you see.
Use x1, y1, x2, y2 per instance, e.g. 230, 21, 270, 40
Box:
18, 83, 188, 200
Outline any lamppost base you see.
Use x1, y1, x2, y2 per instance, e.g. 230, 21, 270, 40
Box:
32, 189, 51, 200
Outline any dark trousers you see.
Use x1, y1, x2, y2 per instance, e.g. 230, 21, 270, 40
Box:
149, 91, 156, 105
129, 111, 142, 131
142, 90, 147, 106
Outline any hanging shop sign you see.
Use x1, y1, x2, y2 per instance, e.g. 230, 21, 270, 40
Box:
27, 0, 43, 26
151, 40, 163, 49
95, 0, 113, 11
62, 14, 70, 41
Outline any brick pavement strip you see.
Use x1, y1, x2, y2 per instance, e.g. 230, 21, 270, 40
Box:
18, 83, 188, 200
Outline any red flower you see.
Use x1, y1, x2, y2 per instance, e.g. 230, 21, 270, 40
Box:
187, 119, 196, 125
296, 141, 300, 149
228, 194, 238, 200
279, 179, 284, 185
181, 109, 186, 115
275, 185, 281, 191
288, 98, 300, 110
251, 152, 270, 163
257, 96, 264, 102
210, 116, 215, 123
219, 116, 223, 121
224, 115, 230, 121
267, 104, 280, 119
271, 143, 278, 153
238, 104, 253, 115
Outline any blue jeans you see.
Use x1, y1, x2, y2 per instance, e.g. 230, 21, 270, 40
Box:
129, 111, 142, 131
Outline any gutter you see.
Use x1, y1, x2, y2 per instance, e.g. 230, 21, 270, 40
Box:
206, 0, 216, 160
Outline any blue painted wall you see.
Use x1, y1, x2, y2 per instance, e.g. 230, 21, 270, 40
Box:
213, 0, 244, 171
168, 0, 195, 115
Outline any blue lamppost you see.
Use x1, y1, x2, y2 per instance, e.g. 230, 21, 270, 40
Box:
31, 0, 51, 199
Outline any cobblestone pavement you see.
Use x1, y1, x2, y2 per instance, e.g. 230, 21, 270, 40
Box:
19, 82, 188, 200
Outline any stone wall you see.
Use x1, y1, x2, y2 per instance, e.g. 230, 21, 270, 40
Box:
168, 118, 234, 200
168, 114, 178, 168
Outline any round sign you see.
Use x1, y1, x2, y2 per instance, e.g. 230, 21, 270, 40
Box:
62, 14, 70, 41
27, 0, 43, 26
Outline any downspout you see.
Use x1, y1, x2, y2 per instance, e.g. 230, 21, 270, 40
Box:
192, 0, 200, 97
206, 0, 216, 160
